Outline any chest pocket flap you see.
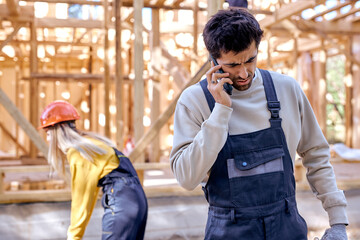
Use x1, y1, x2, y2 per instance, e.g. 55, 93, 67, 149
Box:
234, 147, 285, 171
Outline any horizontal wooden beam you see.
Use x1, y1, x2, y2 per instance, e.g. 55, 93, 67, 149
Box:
259, 0, 317, 29
309, 1, 351, 20
173, 0, 184, 7
10, 39, 100, 47
6, 0, 20, 16
0, 189, 71, 203
270, 19, 360, 37
22, 73, 124, 83
20, 0, 206, 10
22, 73, 153, 83
22, 0, 103, 5
330, 4, 359, 22
312, 20, 360, 34
0, 4, 33, 21
35, 17, 135, 30
35, 18, 103, 29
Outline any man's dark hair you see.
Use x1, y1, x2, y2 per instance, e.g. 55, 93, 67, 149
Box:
203, 8, 263, 59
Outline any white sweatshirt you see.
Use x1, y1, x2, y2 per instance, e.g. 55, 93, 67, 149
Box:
170, 68, 348, 226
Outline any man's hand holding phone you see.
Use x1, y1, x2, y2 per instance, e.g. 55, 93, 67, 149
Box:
210, 55, 233, 95
206, 60, 233, 108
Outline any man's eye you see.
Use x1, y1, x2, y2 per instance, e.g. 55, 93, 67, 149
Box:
246, 57, 256, 63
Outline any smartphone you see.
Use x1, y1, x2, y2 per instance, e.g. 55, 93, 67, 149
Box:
210, 55, 233, 95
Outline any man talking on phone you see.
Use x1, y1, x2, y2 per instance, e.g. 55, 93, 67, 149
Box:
170, 8, 348, 240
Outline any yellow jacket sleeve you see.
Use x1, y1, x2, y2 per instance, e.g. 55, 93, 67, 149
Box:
66, 151, 102, 240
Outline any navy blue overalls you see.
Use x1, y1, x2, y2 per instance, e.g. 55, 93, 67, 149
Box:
98, 148, 148, 240
199, 69, 308, 240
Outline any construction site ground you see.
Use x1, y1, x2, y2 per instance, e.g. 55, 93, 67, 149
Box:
0, 161, 359, 240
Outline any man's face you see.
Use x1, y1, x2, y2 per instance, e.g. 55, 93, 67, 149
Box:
217, 41, 258, 91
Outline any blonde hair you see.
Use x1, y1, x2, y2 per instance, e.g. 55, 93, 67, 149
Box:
46, 121, 116, 181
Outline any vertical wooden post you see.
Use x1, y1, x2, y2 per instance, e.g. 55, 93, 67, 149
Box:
312, 42, 327, 135
29, 21, 38, 159
88, 46, 93, 131
104, 0, 111, 138
345, 37, 353, 147
149, 8, 161, 163
115, 0, 124, 148
133, 0, 144, 148
127, 47, 133, 136
207, 0, 222, 17
94, 83, 99, 133
15, 63, 20, 157
193, 0, 199, 56
133, 0, 145, 182
300, 52, 313, 104
351, 36, 360, 148
53, 47, 57, 100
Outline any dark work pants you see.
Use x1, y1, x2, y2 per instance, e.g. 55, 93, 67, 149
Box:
101, 176, 148, 240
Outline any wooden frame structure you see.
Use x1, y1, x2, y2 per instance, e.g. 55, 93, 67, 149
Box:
0, 0, 360, 202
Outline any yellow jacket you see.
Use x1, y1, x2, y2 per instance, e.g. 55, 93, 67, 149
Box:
66, 138, 119, 240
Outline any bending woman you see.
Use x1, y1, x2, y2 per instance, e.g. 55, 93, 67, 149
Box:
39, 100, 148, 240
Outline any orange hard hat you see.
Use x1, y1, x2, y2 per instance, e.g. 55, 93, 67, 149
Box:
39, 100, 80, 129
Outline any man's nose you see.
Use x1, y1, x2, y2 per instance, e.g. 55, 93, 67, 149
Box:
237, 65, 248, 79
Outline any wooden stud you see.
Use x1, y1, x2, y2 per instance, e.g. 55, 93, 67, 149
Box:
351, 38, 360, 149
312, 41, 327, 135
133, 0, 145, 163
104, 0, 111, 138
193, 0, 198, 56
345, 37, 353, 147
29, 21, 39, 158
150, 8, 161, 162
207, 0, 222, 18
115, 0, 124, 147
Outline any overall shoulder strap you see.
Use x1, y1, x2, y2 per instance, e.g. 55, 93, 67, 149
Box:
200, 79, 216, 112
259, 69, 282, 127
259, 69, 281, 119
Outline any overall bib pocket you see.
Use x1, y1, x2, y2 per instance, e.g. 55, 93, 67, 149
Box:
227, 147, 286, 207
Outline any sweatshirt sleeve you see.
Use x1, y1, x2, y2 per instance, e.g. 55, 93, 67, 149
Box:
67, 150, 101, 240
170, 97, 233, 190
296, 85, 348, 226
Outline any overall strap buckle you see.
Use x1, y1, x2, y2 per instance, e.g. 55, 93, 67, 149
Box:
267, 101, 281, 118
